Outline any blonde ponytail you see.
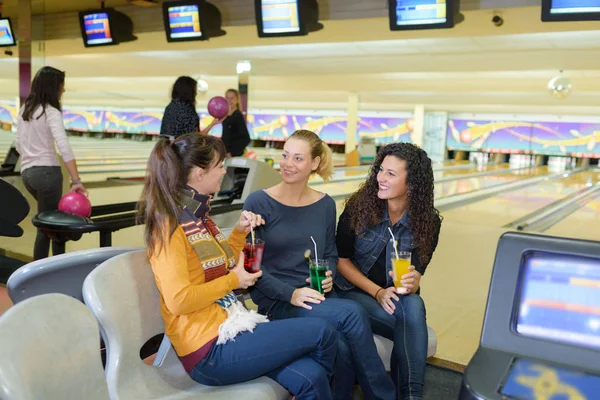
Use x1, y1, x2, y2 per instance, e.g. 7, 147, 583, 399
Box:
316, 141, 333, 182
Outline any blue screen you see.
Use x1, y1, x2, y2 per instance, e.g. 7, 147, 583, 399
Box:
83, 13, 113, 46
516, 253, 600, 350
261, 0, 300, 34
168, 5, 202, 39
395, 0, 448, 26
0, 19, 15, 47
549, 0, 600, 14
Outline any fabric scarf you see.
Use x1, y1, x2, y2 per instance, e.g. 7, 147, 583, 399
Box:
179, 187, 268, 344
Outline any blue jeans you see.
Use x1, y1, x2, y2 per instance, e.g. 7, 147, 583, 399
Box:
267, 296, 396, 400
337, 289, 428, 400
190, 318, 337, 400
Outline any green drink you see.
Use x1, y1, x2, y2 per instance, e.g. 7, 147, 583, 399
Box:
309, 259, 329, 294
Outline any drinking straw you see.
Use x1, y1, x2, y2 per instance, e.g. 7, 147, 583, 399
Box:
243, 211, 255, 247
310, 236, 318, 265
388, 227, 399, 259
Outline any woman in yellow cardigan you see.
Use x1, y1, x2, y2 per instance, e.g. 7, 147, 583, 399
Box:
139, 134, 337, 399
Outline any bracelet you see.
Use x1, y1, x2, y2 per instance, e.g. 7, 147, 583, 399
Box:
374, 288, 383, 299
71, 179, 81, 185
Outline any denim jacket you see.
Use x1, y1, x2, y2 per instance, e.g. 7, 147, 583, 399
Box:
335, 209, 419, 291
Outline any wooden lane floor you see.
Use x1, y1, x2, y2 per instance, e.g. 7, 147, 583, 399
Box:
317, 164, 524, 200
1, 163, 527, 260
441, 167, 598, 228
545, 169, 600, 241
309, 160, 497, 185
0, 132, 349, 176
3, 163, 525, 260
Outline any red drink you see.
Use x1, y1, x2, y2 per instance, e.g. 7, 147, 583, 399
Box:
243, 239, 264, 273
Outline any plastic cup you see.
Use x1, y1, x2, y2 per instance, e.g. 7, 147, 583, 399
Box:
391, 251, 411, 287
243, 238, 264, 273
310, 259, 329, 294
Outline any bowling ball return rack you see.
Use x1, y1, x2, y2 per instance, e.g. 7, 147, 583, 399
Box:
32, 199, 244, 250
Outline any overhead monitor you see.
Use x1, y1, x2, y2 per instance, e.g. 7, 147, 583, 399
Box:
79, 9, 117, 47
542, 0, 600, 21
388, 0, 455, 31
255, 0, 307, 37
0, 18, 17, 47
162, 0, 208, 42
515, 251, 600, 350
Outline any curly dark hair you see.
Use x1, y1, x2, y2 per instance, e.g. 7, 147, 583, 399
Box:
345, 142, 442, 266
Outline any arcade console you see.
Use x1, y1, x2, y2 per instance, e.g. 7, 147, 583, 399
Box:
460, 232, 600, 400
210, 157, 282, 228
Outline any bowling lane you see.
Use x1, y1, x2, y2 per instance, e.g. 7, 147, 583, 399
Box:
320, 166, 546, 204
441, 168, 598, 227
545, 173, 600, 241
434, 166, 548, 198
309, 163, 509, 188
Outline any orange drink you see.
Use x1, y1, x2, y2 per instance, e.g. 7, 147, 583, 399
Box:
391, 251, 411, 287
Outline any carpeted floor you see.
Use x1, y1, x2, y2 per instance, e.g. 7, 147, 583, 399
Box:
352, 364, 463, 400
423, 364, 463, 400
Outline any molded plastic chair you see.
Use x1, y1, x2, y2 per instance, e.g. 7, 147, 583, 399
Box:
0, 293, 110, 400
7, 246, 142, 304
82, 250, 291, 400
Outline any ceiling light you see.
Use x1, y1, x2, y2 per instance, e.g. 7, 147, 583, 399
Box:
236, 61, 252, 74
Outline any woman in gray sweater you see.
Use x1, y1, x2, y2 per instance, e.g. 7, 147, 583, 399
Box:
244, 130, 395, 400
16, 66, 86, 260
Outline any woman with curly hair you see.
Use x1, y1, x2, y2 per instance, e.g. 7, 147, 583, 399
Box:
334, 142, 442, 400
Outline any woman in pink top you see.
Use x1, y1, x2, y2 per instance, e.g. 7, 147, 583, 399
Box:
16, 66, 87, 260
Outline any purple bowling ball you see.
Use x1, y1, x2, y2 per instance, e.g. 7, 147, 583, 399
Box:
207, 96, 229, 120
58, 192, 92, 218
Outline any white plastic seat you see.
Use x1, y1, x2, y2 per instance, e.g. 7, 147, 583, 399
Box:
7, 246, 142, 304
0, 293, 110, 400
82, 250, 290, 400
373, 327, 438, 372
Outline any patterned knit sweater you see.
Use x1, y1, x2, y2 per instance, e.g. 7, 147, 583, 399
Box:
150, 188, 267, 371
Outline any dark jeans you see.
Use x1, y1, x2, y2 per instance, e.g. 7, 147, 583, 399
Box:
336, 289, 428, 400
266, 295, 396, 400
21, 166, 65, 260
191, 318, 337, 400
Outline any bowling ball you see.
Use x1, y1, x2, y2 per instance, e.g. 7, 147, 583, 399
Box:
58, 192, 92, 218
247, 151, 257, 160
207, 96, 229, 120
265, 158, 274, 167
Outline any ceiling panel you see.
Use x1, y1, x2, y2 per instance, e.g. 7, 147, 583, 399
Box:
1, 22, 599, 114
